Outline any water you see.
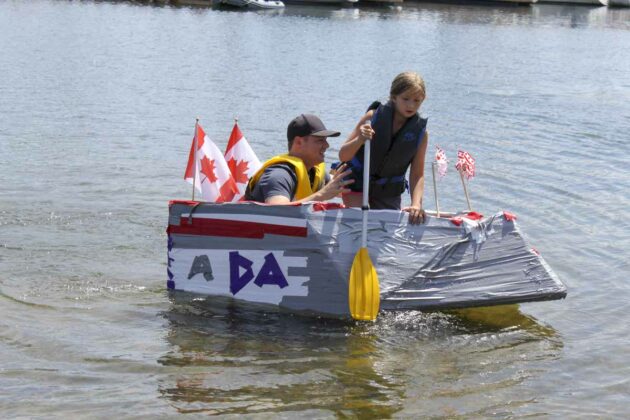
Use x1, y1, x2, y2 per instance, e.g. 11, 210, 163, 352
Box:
1, 0, 629, 417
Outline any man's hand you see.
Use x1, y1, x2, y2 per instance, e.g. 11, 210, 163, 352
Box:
317, 163, 354, 201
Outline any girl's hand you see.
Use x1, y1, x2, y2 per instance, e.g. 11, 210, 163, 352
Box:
359, 123, 375, 142
403, 205, 425, 225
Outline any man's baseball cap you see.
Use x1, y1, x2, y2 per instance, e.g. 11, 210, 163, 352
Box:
287, 114, 340, 142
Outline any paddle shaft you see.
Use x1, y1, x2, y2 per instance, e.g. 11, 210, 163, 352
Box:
361, 137, 371, 248
348, 130, 380, 321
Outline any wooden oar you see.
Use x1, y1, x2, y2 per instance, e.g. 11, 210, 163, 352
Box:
349, 131, 380, 321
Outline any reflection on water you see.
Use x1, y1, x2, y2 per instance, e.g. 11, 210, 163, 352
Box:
158, 294, 561, 416
446, 304, 557, 336
158, 293, 403, 416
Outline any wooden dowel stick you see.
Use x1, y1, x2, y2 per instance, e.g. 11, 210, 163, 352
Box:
431, 162, 440, 217
191, 118, 199, 202
458, 167, 472, 212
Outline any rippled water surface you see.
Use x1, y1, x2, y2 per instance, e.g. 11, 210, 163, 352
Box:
1, 0, 629, 417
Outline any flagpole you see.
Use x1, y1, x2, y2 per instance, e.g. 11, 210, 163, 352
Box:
192, 118, 199, 202
431, 162, 440, 217
458, 167, 472, 212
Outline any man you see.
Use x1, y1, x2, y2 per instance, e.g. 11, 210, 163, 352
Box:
245, 114, 353, 204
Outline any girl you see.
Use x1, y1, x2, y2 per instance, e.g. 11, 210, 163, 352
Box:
338, 71, 428, 224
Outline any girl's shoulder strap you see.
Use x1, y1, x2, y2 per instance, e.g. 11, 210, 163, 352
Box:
358, 108, 376, 126
366, 100, 381, 113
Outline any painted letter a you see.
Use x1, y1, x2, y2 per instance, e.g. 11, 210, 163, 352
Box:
254, 253, 288, 289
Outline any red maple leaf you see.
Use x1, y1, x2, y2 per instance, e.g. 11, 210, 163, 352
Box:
227, 158, 250, 184
200, 157, 218, 183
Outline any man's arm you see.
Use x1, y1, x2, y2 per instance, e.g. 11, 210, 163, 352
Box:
259, 166, 296, 204
264, 165, 354, 205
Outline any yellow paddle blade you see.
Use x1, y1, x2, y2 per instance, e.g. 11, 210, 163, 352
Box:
349, 247, 380, 321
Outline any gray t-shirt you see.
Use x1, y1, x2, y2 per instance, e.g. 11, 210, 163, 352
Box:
245, 163, 299, 202
245, 163, 328, 203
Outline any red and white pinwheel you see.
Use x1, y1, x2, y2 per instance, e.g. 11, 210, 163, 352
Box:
455, 150, 476, 180
435, 146, 448, 179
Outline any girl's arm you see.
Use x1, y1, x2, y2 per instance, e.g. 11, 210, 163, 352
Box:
404, 131, 429, 224
338, 110, 375, 163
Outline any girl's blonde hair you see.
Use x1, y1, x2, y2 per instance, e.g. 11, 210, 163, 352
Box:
390, 72, 426, 100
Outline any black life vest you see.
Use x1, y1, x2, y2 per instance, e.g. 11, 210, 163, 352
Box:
348, 101, 427, 198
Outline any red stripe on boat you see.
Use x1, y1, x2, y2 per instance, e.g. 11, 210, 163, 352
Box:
450, 211, 484, 226
167, 217, 307, 238
312, 202, 345, 211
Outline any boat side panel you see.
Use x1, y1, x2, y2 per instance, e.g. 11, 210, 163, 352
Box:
167, 203, 567, 317
375, 214, 567, 310
168, 203, 349, 317
305, 207, 567, 311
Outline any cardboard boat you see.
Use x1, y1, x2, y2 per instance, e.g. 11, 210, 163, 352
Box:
167, 201, 567, 318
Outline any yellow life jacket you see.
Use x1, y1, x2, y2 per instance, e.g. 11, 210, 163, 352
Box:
247, 154, 326, 201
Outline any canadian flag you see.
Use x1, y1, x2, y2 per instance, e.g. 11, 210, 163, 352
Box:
184, 121, 238, 203
224, 121, 262, 201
